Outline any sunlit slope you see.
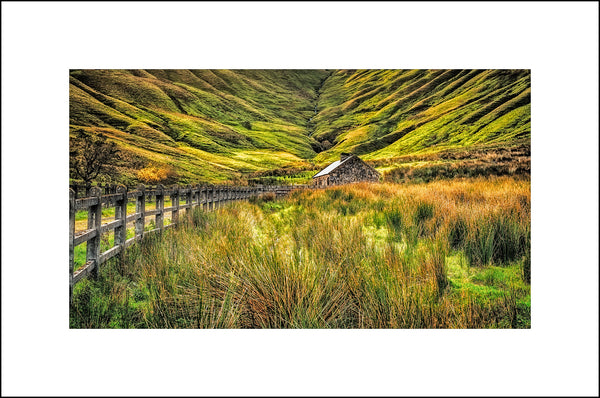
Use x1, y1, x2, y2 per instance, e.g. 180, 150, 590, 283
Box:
311, 69, 530, 163
70, 69, 530, 183
70, 69, 329, 182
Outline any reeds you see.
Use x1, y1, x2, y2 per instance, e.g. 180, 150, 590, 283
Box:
70, 176, 530, 328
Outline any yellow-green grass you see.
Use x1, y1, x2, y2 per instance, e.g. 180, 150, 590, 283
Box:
70, 69, 529, 186
70, 69, 327, 182
70, 177, 530, 328
312, 69, 530, 163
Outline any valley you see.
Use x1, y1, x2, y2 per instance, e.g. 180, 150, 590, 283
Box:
69, 69, 530, 185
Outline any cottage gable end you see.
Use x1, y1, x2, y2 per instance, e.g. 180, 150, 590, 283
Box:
312, 154, 380, 187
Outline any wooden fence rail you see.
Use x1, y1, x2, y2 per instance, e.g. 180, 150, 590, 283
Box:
69, 183, 309, 303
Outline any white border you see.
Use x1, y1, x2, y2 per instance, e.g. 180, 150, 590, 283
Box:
2, 2, 598, 396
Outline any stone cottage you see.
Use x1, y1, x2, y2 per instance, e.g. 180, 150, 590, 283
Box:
312, 153, 381, 187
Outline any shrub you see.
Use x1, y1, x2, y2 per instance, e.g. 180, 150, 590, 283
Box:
137, 165, 177, 184
248, 191, 276, 205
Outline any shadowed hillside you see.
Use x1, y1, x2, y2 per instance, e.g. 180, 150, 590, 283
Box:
69, 69, 530, 185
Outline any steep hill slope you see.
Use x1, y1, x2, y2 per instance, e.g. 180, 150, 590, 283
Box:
70, 69, 328, 183
69, 69, 530, 185
311, 69, 530, 163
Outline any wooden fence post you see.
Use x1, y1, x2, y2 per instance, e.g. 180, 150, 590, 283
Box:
186, 185, 193, 219
212, 186, 217, 210
205, 186, 210, 211
69, 188, 75, 305
114, 185, 127, 268
156, 184, 165, 231
207, 186, 212, 211
214, 186, 219, 210
192, 184, 196, 210
135, 184, 146, 241
87, 186, 102, 279
210, 185, 217, 211
197, 185, 201, 209
198, 185, 203, 208
172, 185, 180, 226
201, 185, 207, 212
207, 185, 212, 211
213, 185, 218, 210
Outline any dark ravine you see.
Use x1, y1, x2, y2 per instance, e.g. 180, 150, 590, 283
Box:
307, 70, 333, 139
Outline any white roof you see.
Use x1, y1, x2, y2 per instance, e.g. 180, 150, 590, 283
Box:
313, 156, 352, 178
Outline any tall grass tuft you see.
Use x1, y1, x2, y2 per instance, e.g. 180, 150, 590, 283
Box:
462, 211, 529, 267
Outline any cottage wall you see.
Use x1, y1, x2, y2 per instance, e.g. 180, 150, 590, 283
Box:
313, 175, 329, 187
327, 156, 380, 185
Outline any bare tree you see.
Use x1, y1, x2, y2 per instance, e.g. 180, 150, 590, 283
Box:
70, 130, 120, 192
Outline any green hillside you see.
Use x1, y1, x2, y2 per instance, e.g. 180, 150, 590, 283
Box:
311, 69, 530, 163
69, 69, 530, 185
70, 69, 329, 183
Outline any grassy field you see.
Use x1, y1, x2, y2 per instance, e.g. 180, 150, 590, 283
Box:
70, 177, 530, 328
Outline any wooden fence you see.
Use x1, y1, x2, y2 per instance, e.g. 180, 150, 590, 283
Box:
70, 183, 122, 199
69, 183, 308, 303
